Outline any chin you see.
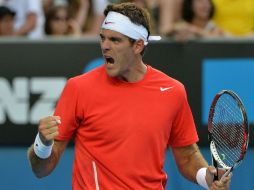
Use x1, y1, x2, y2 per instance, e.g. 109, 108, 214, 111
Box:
105, 69, 118, 78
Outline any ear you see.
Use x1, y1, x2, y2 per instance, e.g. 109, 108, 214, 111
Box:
133, 39, 145, 54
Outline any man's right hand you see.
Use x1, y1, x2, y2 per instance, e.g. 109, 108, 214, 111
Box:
38, 116, 61, 146
206, 166, 231, 190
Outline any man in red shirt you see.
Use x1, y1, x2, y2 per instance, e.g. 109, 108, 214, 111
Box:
28, 2, 231, 190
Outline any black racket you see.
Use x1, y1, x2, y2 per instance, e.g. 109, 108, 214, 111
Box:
208, 90, 249, 181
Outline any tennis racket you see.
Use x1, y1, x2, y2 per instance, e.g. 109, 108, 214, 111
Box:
208, 90, 249, 181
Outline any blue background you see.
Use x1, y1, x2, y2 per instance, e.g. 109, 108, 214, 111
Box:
1, 147, 253, 190
202, 58, 254, 125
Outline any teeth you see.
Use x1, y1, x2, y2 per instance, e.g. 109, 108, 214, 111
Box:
107, 61, 114, 65
106, 57, 114, 64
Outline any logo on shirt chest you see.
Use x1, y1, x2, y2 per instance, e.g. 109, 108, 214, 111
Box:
160, 87, 173, 92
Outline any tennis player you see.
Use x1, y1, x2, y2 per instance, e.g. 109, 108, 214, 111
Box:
28, 2, 231, 190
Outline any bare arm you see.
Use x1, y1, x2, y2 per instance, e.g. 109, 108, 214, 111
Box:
84, 14, 104, 36
75, 0, 90, 29
27, 140, 68, 178
27, 116, 67, 178
159, 0, 183, 36
172, 144, 231, 189
172, 144, 208, 183
14, 12, 37, 36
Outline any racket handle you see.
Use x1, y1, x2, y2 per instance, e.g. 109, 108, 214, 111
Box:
213, 170, 219, 181
220, 169, 232, 181
212, 155, 218, 181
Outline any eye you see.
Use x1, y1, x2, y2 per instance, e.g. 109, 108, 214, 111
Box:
110, 37, 121, 43
111, 38, 118, 42
99, 34, 105, 42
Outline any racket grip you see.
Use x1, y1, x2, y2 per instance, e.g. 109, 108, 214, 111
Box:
213, 170, 218, 181
221, 169, 231, 180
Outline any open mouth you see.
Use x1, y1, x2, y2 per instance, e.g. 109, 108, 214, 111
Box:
105, 57, 115, 64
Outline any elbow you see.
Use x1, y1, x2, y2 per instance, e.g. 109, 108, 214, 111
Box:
34, 172, 45, 179
27, 147, 52, 179
32, 167, 51, 179
29, 19, 37, 31
34, 172, 47, 179
27, 13, 37, 31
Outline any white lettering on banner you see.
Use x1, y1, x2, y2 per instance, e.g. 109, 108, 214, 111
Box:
0, 77, 29, 124
0, 77, 66, 125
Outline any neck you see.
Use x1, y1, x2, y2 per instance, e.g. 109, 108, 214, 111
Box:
191, 18, 209, 28
118, 60, 147, 82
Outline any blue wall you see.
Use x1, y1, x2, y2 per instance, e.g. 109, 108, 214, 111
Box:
202, 58, 254, 125
0, 147, 253, 190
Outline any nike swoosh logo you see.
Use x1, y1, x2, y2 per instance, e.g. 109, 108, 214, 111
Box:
160, 87, 173, 91
104, 21, 114, 25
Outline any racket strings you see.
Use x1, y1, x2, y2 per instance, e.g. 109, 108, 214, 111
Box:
213, 131, 241, 165
212, 94, 246, 166
213, 129, 242, 165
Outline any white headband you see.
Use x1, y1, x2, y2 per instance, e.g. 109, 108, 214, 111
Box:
101, 11, 149, 45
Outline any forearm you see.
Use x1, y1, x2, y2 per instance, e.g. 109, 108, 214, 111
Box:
159, 0, 181, 35
14, 13, 36, 36
172, 144, 208, 183
76, 0, 90, 28
27, 144, 60, 178
182, 149, 208, 183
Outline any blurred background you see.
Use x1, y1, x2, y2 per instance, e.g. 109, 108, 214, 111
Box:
0, 0, 253, 189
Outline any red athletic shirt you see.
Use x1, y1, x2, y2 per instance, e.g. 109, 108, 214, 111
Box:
54, 65, 199, 190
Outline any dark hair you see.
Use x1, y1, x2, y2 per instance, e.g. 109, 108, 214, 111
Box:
45, 5, 69, 35
182, 0, 214, 23
0, 6, 15, 20
104, 3, 151, 55
104, 3, 151, 37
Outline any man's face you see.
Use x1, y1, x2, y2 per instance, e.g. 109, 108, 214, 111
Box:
0, 15, 14, 36
100, 29, 138, 80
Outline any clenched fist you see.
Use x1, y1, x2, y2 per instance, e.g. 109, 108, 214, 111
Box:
38, 116, 61, 146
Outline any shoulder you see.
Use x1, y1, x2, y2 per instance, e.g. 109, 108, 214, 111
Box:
66, 65, 105, 89
149, 66, 185, 89
148, 65, 187, 98
69, 65, 104, 82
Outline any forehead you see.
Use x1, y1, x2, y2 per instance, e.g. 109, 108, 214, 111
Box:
56, 8, 67, 14
100, 29, 129, 39
0, 14, 14, 21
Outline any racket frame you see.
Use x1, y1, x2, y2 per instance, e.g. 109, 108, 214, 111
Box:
208, 90, 249, 180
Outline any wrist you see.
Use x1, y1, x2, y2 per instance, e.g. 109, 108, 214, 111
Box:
196, 167, 209, 189
39, 133, 53, 146
33, 133, 53, 159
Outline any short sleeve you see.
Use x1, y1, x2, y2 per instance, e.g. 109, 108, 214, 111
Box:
27, 0, 41, 13
168, 86, 199, 147
54, 78, 83, 141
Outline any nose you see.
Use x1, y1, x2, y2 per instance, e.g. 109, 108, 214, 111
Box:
101, 39, 111, 52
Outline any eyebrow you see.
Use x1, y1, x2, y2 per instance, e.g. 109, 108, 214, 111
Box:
100, 33, 123, 41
